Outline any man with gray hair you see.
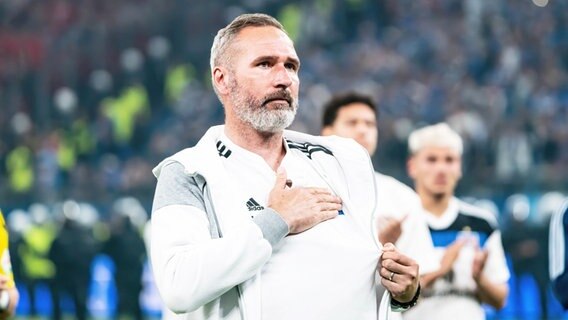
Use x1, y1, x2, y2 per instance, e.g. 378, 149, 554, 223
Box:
403, 123, 510, 319
150, 13, 420, 320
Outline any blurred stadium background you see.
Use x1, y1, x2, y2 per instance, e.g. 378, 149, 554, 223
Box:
1, 0, 567, 318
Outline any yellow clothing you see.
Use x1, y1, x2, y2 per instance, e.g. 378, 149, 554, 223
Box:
0, 212, 15, 288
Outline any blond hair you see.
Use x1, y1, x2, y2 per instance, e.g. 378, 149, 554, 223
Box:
408, 123, 463, 155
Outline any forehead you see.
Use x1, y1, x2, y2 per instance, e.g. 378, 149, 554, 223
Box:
416, 146, 461, 158
231, 26, 299, 62
337, 103, 376, 120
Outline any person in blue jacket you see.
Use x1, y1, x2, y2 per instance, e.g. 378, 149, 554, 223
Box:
550, 199, 568, 309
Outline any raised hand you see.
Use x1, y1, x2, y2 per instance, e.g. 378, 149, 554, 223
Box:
472, 247, 489, 281
377, 214, 408, 245
439, 239, 466, 274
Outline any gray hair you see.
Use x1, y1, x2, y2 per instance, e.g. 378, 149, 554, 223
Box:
210, 13, 286, 72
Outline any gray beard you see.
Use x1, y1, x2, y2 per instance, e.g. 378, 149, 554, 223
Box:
230, 83, 298, 133
235, 103, 296, 133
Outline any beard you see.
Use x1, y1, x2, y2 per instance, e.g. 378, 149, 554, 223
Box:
229, 79, 298, 133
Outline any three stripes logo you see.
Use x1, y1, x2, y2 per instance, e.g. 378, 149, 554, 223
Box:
287, 141, 333, 159
246, 198, 264, 211
216, 140, 232, 158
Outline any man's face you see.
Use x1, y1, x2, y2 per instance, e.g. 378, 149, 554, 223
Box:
323, 103, 378, 155
223, 26, 300, 133
408, 146, 462, 199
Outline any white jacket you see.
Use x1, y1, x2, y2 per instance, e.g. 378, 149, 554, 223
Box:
151, 125, 386, 320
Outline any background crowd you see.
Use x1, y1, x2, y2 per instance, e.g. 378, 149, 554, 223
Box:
0, 0, 567, 318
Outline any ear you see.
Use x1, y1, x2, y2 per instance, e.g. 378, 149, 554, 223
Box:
321, 126, 334, 136
212, 66, 230, 95
407, 157, 416, 179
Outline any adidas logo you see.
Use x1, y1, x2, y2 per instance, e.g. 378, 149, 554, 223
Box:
246, 198, 264, 211
216, 140, 232, 158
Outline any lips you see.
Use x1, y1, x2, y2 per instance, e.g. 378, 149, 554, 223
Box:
263, 91, 292, 106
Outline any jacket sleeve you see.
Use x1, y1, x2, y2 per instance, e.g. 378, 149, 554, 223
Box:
150, 162, 273, 313
550, 200, 568, 309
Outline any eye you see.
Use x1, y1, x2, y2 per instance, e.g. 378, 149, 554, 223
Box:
346, 120, 357, 127
257, 61, 271, 68
285, 62, 298, 71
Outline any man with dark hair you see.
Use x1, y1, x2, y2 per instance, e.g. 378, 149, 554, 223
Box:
150, 13, 420, 320
550, 199, 568, 309
321, 92, 438, 259
321, 92, 439, 319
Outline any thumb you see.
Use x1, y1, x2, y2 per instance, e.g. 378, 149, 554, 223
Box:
382, 242, 396, 252
274, 167, 288, 189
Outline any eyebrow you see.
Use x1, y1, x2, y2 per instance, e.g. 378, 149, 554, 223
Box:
251, 55, 301, 68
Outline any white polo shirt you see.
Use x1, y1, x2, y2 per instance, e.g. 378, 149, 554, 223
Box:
374, 173, 439, 320
375, 172, 439, 275
403, 198, 510, 320
218, 133, 380, 320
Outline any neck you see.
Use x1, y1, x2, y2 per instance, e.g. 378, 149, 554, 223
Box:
224, 120, 286, 171
419, 191, 452, 217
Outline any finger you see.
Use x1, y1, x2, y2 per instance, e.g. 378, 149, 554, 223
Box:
379, 266, 398, 281
307, 188, 334, 196
453, 238, 467, 247
382, 251, 417, 267
380, 259, 414, 276
475, 250, 489, 262
274, 167, 288, 189
380, 277, 406, 296
317, 203, 342, 212
319, 210, 339, 222
316, 194, 342, 204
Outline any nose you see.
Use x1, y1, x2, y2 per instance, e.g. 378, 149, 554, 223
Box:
355, 122, 369, 136
273, 64, 293, 89
434, 161, 450, 173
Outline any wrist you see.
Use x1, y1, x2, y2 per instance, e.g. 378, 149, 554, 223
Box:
391, 284, 421, 311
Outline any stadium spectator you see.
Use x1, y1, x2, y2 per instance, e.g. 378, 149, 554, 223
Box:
20, 204, 57, 318
503, 194, 550, 318
103, 200, 147, 320
0, 208, 19, 318
49, 201, 98, 320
